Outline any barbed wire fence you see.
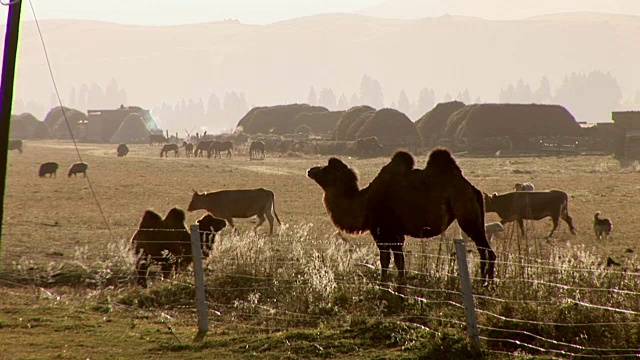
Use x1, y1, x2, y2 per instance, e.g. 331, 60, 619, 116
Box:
1, 219, 639, 356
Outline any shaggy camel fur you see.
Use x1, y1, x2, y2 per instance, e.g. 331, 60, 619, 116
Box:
307, 148, 496, 284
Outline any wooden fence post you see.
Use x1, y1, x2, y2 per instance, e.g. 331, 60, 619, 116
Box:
190, 224, 209, 342
454, 238, 482, 356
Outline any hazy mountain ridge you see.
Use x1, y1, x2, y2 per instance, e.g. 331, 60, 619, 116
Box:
4, 12, 639, 122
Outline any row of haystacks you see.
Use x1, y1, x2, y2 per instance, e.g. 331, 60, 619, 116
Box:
11, 107, 88, 140
10, 113, 50, 139
236, 104, 329, 135
416, 102, 583, 153
332, 106, 422, 152
235, 104, 423, 154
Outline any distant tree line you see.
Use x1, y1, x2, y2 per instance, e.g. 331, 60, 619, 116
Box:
499, 71, 625, 122
11, 71, 638, 135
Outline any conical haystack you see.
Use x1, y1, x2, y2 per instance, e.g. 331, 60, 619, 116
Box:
109, 113, 152, 144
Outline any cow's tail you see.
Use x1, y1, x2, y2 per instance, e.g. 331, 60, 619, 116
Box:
271, 192, 282, 225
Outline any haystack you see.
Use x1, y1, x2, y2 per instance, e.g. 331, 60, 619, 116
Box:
333, 105, 375, 141
292, 111, 345, 135
346, 111, 375, 140
355, 108, 422, 149
236, 104, 328, 135
445, 104, 582, 150
43, 106, 87, 139
10, 113, 50, 139
415, 101, 465, 147
109, 113, 152, 144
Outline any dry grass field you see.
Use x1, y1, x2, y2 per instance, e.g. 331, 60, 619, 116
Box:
1, 140, 639, 359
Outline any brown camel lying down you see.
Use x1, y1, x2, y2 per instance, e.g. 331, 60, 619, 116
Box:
307, 148, 496, 284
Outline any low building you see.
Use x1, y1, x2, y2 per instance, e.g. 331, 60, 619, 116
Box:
611, 111, 640, 159
84, 105, 162, 143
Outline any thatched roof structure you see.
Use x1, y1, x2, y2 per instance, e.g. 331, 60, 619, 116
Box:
415, 101, 465, 147
109, 113, 152, 144
292, 111, 345, 135
10, 113, 50, 139
236, 104, 328, 135
355, 108, 422, 149
444, 104, 582, 150
43, 106, 87, 139
333, 105, 375, 141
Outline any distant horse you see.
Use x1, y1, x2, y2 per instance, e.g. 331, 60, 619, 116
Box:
182, 142, 194, 158
211, 140, 233, 159
160, 144, 179, 158
249, 141, 265, 160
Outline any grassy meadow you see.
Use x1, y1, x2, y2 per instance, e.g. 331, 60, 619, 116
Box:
1, 140, 639, 359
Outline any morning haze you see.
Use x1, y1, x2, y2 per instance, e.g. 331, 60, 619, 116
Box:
3, 0, 640, 132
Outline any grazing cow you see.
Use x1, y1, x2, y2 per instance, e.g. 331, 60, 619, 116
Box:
515, 182, 535, 191
249, 141, 265, 160
462, 221, 505, 243
149, 134, 168, 145
194, 140, 212, 158
160, 143, 179, 158
210, 140, 233, 159
39, 162, 59, 178
68, 162, 88, 177
484, 190, 576, 238
354, 136, 383, 158
9, 139, 23, 154
182, 142, 194, 158
131, 208, 224, 287
197, 214, 227, 257
117, 143, 129, 157
188, 188, 281, 234
594, 211, 613, 240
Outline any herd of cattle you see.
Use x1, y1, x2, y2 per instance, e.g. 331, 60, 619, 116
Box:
10, 138, 615, 286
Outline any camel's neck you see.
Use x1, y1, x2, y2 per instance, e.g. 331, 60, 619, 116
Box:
323, 187, 368, 234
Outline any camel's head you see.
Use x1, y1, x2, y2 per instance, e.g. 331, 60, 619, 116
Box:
307, 157, 358, 191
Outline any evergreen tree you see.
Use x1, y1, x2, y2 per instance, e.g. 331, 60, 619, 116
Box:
307, 86, 317, 105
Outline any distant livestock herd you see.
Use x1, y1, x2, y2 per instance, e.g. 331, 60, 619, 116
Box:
9, 139, 616, 286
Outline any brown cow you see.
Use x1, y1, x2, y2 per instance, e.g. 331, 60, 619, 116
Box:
39, 162, 59, 178
68, 162, 88, 177
249, 141, 265, 160
484, 190, 576, 238
188, 188, 281, 234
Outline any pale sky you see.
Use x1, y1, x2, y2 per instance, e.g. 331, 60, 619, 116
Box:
1, 0, 382, 25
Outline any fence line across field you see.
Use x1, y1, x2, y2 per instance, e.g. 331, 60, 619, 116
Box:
3, 223, 640, 355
